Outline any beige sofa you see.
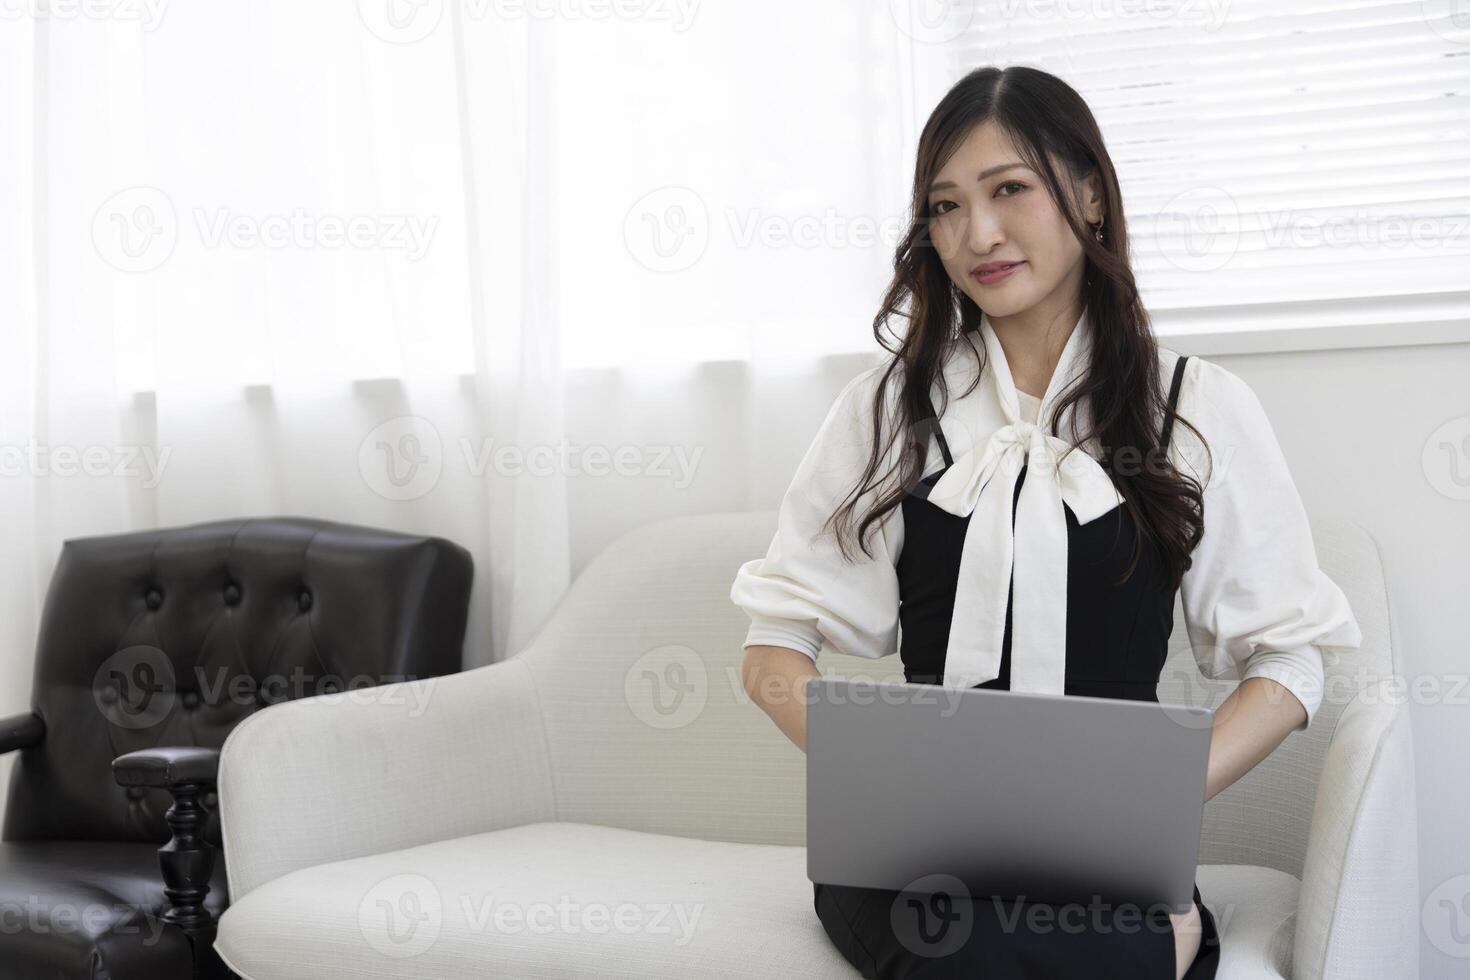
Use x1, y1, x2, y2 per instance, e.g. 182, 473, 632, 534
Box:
211, 510, 1419, 979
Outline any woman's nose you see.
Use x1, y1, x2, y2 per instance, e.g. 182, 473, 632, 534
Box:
965, 211, 1003, 255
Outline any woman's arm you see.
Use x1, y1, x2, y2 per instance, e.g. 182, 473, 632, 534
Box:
1203, 675, 1307, 801
729, 366, 906, 754
1171, 358, 1361, 780
747, 635, 1312, 787
741, 644, 821, 754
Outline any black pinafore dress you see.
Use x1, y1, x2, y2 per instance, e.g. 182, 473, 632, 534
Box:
812, 353, 1221, 980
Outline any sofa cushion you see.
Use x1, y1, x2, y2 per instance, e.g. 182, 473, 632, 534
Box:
1204, 863, 1299, 979
214, 822, 1299, 980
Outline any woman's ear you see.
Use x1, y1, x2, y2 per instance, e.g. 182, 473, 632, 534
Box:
1081, 169, 1105, 225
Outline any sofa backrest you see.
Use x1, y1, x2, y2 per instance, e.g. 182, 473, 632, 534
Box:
1162, 514, 1396, 878
519, 509, 1395, 877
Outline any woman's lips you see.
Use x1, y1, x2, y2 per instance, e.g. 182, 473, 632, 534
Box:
972, 261, 1024, 284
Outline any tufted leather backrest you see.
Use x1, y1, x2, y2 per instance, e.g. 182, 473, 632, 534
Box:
3, 517, 473, 846
517, 509, 1393, 870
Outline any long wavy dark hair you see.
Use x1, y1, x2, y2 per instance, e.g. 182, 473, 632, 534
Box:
824, 65, 1208, 591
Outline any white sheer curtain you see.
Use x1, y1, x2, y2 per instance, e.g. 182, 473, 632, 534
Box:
5, 1, 1464, 699
0, 0, 926, 715
4, 3, 1465, 847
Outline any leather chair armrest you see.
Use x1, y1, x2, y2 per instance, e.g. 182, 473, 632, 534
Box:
113, 746, 223, 944
113, 746, 220, 789
0, 712, 45, 755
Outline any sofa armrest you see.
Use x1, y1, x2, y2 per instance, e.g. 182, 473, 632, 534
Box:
216, 657, 556, 902
1294, 679, 1419, 980
113, 746, 219, 789
0, 712, 45, 755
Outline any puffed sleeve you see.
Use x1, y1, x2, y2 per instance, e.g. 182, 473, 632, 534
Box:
1172, 355, 1362, 732
729, 365, 904, 662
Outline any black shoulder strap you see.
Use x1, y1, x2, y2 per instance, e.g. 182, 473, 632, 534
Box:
1160, 354, 1189, 453
917, 386, 954, 467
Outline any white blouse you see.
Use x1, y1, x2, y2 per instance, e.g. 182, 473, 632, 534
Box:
729, 307, 1362, 731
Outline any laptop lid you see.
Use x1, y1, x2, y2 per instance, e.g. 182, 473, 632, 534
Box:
806, 676, 1213, 913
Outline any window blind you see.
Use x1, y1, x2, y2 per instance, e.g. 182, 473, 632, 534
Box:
930, 0, 1469, 337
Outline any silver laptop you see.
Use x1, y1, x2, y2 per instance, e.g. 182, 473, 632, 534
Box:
806, 675, 1213, 914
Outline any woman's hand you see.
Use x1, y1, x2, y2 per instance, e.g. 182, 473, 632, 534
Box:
741, 645, 821, 753
1203, 676, 1310, 801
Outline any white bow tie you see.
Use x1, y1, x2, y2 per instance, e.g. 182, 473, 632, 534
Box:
923, 417, 1123, 693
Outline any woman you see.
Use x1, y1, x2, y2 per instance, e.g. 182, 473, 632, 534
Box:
729, 66, 1362, 980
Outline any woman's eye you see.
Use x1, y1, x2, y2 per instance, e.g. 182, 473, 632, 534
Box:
997, 181, 1026, 197
931, 200, 957, 216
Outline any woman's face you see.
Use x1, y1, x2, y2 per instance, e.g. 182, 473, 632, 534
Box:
924, 119, 1101, 321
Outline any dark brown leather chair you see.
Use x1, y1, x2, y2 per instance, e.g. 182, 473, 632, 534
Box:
0, 517, 474, 979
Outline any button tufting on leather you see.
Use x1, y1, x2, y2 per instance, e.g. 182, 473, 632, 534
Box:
223, 583, 241, 605
182, 691, 200, 709
298, 589, 313, 611
204, 791, 218, 808
125, 786, 145, 801
145, 588, 163, 610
